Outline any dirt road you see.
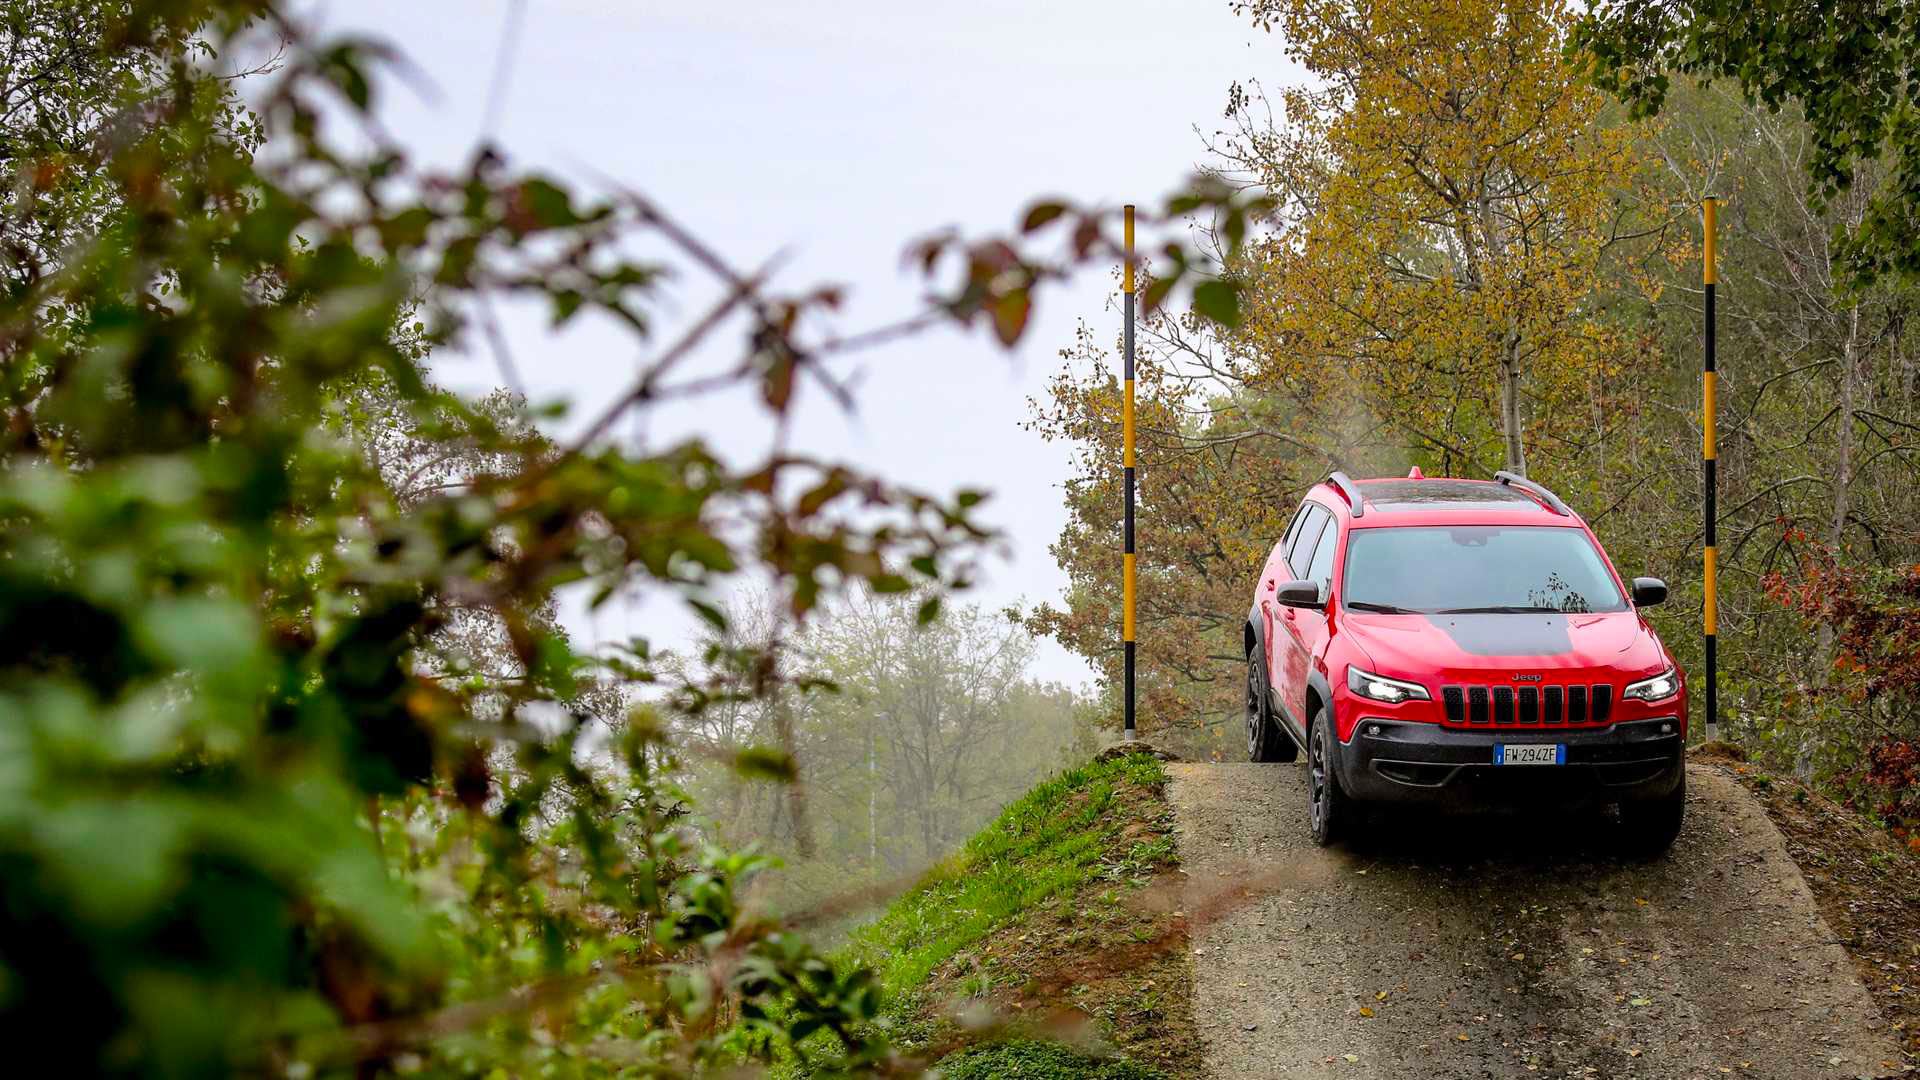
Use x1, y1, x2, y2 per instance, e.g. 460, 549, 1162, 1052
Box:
1169, 762, 1905, 1079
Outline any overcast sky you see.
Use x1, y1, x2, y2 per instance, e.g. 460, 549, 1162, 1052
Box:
306, 1, 1293, 686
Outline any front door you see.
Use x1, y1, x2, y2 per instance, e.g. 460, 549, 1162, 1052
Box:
1283, 512, 1340, 735
1270, 505, 1330, 741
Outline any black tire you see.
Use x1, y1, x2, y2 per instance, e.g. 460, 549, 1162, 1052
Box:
1306, 706, 1352, 847
1617, 769, 1686, 857
1246, 649, 1296, 762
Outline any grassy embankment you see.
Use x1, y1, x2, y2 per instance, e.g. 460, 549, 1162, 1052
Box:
832, 747, 1200, 1077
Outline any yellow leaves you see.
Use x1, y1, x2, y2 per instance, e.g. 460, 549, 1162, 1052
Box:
1226, 0, 1669, 467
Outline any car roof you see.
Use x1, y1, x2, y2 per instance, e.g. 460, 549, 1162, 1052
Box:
1313, 476, 1583, 528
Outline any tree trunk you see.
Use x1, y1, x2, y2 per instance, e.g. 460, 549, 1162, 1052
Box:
1500, 333, 1526, 475
768, 656, 814, 857
1829, 304, 1858, 553
1472, 191, 1525, 477
867, 722, 876, 872
1817, 305, 1860, 667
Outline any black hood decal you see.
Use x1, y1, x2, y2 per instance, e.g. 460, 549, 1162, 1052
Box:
1425, 614, 1573, 657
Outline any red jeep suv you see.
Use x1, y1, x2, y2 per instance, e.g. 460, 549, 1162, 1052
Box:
1245, 470, 1687, 853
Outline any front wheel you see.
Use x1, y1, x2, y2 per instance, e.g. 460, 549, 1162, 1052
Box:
1246, 650, 1296, 763
1617, 769, 1686, 857
1306, 707, 1352, 846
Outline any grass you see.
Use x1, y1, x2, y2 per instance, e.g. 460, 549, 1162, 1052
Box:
816, 748, 1194, 1077
930, 1039, 1169, 1080
840, 750, 1166, 998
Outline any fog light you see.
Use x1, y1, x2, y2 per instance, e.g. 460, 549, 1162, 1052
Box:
1368, 723, 1384, 737
1660, 722, 1673, 734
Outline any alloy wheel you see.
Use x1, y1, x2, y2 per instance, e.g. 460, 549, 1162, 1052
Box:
1308, 724, 1329, 831
1246, 654, 1262, 757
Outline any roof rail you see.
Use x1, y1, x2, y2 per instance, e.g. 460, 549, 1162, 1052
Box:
1493, 470, 1570, 516
1326, 471, 1364, 517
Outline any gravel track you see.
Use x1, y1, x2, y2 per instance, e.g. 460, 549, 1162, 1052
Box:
1169, 762, 1904, 1079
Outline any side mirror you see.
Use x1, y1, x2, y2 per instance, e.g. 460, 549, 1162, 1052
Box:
1274, 579, 1323, 609
1631, 577, 1667, 607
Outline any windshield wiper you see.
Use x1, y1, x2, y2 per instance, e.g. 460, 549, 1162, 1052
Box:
1346, 601, 1422, 614
1434, 605, 1567, 614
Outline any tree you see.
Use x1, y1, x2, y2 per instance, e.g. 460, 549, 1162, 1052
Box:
0, 1, 265, 293
1579, 80, 1920, 787
1223, 0, 1661, 476
810, 593, 1064, 867
1575, 0, 1920, 285
1025, 318, 1314, 754
674, 591, 1081, 911
1028, 0, 1672, 749
0, 1, 1267, 1073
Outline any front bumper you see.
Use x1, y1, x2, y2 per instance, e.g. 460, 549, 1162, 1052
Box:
1335, 716, 1683, 809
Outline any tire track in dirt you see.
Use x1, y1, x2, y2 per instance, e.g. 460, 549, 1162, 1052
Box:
1169, 763, 1903, 1078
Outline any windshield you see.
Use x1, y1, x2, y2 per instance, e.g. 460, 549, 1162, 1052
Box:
1341, 525, 1628, 614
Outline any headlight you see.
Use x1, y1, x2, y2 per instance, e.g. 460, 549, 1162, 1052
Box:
1622, 668, 1679, 703
1347, 666, 1431, 704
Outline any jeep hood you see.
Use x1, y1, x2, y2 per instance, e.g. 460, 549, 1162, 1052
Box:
1341, 610, 1666, 683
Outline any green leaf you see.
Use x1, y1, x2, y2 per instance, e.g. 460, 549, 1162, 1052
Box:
688, 598, 729, 632
733, 747, 797, 782
1191, 279, 1242, 327
516, 177, 579, 230
38, 800, 184, 926
133, 597, 264, 683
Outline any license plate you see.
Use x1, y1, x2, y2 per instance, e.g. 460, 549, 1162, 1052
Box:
1494, 743, 1565, 766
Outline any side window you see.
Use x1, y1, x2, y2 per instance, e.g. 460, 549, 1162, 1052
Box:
1304, 517, 1339, 597
1286, 506, 1328, 576
1279, 503, 1309, 554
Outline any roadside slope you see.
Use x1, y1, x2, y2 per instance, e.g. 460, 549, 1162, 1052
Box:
1170, 762, 1905, 1079
830, 748, 1200, 1077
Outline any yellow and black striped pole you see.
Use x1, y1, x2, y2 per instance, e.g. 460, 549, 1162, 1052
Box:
1123, 204, 1137, 740
1703, 196, 1719, 742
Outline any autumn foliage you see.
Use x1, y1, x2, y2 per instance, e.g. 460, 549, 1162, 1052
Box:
1765, 551, 1920, 826
1029, 0, 1683, 750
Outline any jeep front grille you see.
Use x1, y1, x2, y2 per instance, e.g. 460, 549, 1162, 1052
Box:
1441, 682, 1614, 726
